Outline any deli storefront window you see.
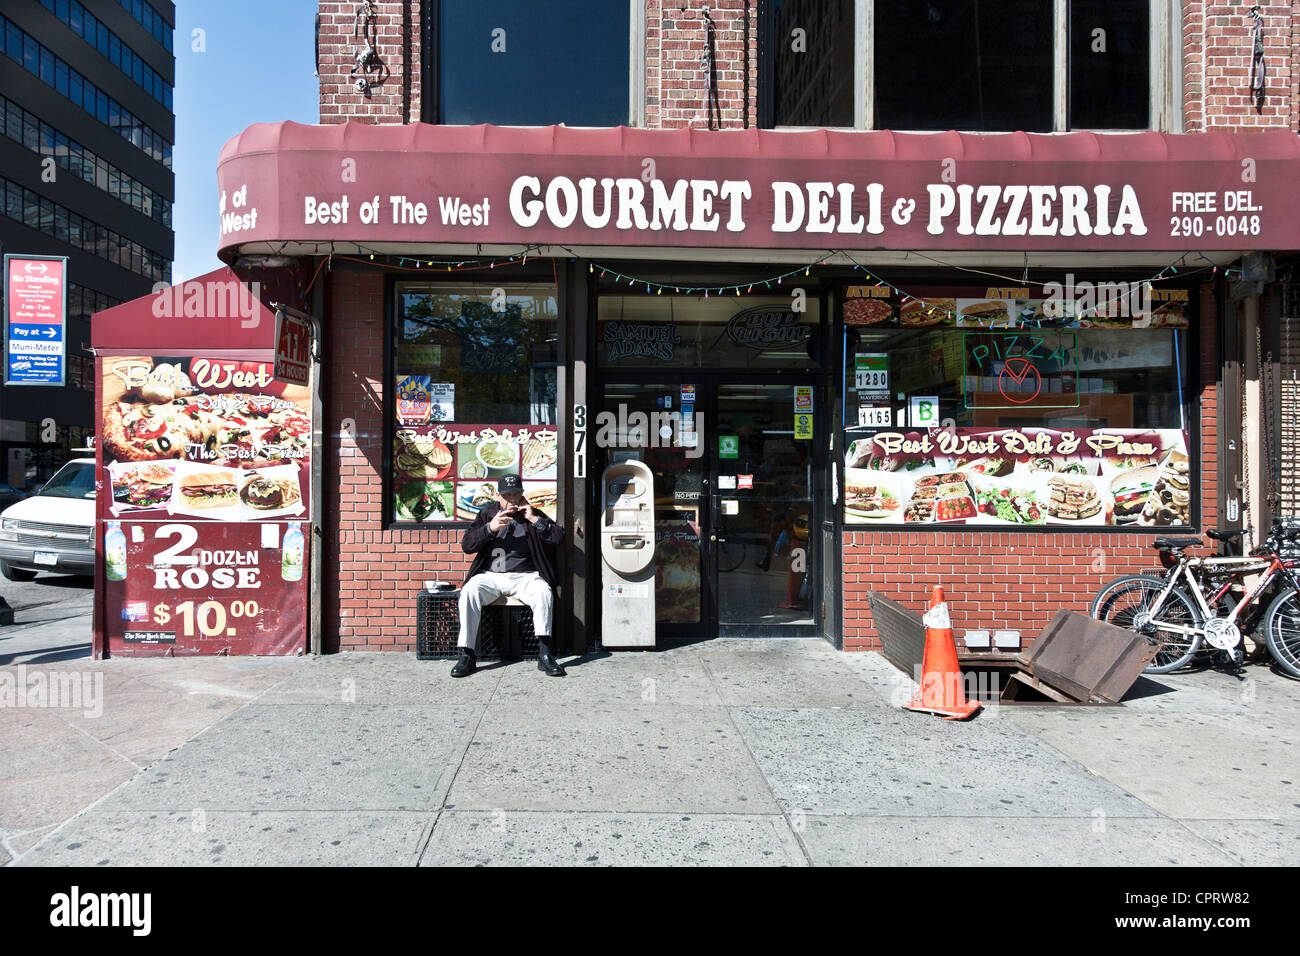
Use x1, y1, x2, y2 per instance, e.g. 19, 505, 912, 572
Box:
840, 284, 1193, 529
597, 294, 821, 369
391, 283, 558, 524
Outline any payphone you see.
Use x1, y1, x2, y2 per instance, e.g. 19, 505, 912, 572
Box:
600, 459, 656, 648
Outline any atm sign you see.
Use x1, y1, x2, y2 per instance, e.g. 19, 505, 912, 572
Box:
274, 309, 312, 385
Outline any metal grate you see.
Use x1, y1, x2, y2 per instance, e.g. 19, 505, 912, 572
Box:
1279, 306, 1300, 517
415, 589, 538, 661
11, 521, 90, 538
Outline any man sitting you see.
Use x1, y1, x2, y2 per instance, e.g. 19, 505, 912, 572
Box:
453, 473, 566, 677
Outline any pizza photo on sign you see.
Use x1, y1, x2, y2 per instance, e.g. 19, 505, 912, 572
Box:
100, 356, 311, 520
843, 295, 895, 327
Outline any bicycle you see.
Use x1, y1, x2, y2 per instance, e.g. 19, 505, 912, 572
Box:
1090, 519, 1300, 678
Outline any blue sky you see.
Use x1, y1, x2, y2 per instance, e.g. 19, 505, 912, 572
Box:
172, 0, 319, 281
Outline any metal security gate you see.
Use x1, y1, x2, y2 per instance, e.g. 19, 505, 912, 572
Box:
1278, 286, 1300, 518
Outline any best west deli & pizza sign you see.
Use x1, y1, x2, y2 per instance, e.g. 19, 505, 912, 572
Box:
216, 125, 1300, 254
842, 426, 1191, 528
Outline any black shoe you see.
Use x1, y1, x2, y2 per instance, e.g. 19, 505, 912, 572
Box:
537, 641, 566, 677
450, 649, 476, 678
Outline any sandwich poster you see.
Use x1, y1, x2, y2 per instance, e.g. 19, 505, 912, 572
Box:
843, 426, 1190, 527
392, 423, 558, 523
100, 355, 311, 521
844, 285, 1189, 330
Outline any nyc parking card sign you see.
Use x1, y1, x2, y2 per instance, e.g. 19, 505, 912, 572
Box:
5, 255, 67, 385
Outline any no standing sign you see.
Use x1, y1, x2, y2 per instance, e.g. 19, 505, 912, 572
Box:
4, 255, 67, 386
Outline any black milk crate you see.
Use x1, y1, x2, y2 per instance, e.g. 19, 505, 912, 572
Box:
415, 589, 539, 661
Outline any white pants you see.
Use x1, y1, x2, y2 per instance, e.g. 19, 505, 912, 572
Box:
457, 571, 554, 651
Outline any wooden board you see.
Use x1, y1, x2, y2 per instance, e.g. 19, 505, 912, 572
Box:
1019, 609, 1161, 703
866, 592, 926, 677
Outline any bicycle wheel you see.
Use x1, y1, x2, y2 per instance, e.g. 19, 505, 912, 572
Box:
1091, 575, 1204, 673
1263, 587, 1300, 679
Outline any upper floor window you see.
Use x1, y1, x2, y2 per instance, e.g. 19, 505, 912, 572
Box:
760, 0, 1160, 131
1068, 0, 1150, 130
428, 0, 630, 126
762, 0, 855, 127
875, 1, 1055, 132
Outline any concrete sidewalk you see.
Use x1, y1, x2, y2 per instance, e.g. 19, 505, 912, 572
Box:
4, 640, 1298, 866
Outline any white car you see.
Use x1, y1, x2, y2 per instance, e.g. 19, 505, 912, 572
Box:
0, 459, 96, 581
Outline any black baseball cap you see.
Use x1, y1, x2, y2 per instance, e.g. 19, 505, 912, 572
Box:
498, 473, 523, 493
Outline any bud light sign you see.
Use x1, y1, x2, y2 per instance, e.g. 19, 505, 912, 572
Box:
726, 306, 812, 351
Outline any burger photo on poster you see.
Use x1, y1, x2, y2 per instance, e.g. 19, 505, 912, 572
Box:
110, 461, 174, 511
1110, 466, 1158, 526
238, 464, 304, 516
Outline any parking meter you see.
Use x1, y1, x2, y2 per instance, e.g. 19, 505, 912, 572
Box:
600, 459, 656, 648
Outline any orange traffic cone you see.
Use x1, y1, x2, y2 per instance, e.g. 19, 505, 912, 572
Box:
905, 584, 981, 720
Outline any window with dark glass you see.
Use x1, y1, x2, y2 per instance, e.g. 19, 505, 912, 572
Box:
1069, 0, 1149, 129
597, 295, 822, 370
839, 285, 1192, 528
391, 284, 559, 524
761, 0, 855, 127
432, 0, 629, 126
0, 15, 171, 165
875, 0, 1053, 132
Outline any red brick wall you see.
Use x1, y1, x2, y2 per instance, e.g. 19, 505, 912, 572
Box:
322, 269, 472, 651
317, 0, 421, 125
646, 0, 757, 129
841, 288, 1222, 652
317, 2, 1300, 132
1183, 1, 1297, 132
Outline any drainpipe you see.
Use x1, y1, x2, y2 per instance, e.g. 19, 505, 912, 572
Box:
1243, 291, 1263, 550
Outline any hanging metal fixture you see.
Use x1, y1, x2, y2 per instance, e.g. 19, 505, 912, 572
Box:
350, 0, 389, 96
1248, 5, 1267, 113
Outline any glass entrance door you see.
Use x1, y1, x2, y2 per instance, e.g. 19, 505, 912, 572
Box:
599, 378, 821, 639
712, 382, 817, 633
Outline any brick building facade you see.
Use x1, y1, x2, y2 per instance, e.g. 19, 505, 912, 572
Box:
203, 2, 1300, 656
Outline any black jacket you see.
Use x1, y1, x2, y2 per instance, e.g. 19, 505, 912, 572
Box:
461, 502, 564, 588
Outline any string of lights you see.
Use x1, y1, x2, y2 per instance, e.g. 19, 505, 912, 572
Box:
231, 240, 1246, 321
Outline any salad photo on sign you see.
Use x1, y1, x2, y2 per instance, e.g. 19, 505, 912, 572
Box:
100, 355, 311, 521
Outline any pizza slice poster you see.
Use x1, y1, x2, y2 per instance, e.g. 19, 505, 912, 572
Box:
100, 355, 311, 522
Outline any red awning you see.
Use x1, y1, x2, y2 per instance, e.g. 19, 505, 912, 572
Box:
92, 267, 276, 351
216, 122, 1300, 260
